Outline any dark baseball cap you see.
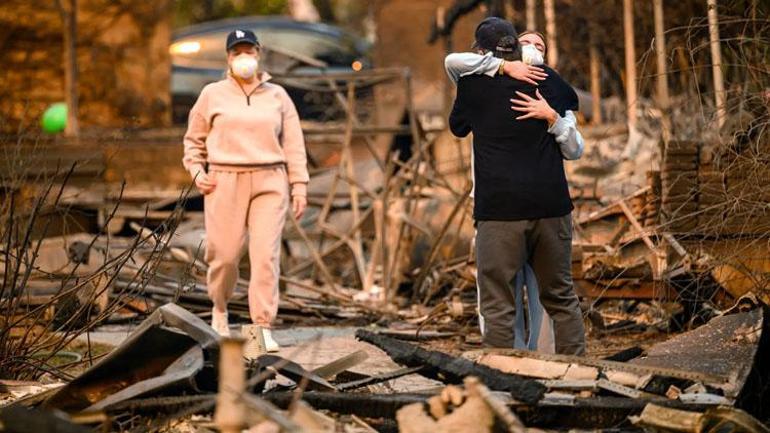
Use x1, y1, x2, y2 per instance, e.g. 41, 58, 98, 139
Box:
226, 29, 259, 51
472, 17, 517, 51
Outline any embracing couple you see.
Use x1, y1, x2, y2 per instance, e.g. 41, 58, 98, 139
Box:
446, 17, 586, 355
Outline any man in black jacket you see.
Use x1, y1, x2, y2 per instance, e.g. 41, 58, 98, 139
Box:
450, 17, 585, 355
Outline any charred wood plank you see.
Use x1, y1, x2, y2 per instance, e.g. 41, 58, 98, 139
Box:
262, 391, 713, 429
264, 391, 428, 420
524, 396, 712, 429
355, 330, 545, 404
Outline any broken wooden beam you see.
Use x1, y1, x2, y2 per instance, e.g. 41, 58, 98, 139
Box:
354, 330, 546, 404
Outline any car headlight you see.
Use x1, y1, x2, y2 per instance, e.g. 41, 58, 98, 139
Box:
170, 41, 201, 55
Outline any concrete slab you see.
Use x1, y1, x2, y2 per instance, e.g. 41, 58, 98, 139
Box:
73, 325, 135, 347
273, 332, 442, 393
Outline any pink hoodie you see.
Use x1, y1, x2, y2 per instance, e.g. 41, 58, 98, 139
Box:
183, 73, 309, 197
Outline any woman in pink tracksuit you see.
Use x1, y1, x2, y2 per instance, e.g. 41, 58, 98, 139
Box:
182, 29, 309, 352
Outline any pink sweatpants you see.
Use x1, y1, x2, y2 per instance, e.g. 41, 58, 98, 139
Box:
204, 166, 289, 327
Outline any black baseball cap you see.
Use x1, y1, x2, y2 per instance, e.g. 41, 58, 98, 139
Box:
226, 29, 259, 51
472, 17, 517, 51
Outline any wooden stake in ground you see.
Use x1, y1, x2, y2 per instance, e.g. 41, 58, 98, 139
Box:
543, 0, 558, 67
55, 0, 80, 137
215, 337, 246, 433
707, 0, 726, 128
363, 199, 384, 294
653, 0, 672, 142
526, 0, 536, 30
623, 0, 637, 128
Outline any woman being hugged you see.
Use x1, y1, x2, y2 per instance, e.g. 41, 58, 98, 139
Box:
182, 29, 309, 353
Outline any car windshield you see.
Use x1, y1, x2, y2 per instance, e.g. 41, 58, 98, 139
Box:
171, 26, 359, 69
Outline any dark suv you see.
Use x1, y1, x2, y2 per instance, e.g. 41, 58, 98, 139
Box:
171, 16, 372, 123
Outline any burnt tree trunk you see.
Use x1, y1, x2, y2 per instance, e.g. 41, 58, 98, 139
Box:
56, 0, 79, 137
526, 0, 536, 30
654, 0, 671, 143
589, 34, 602, 124
707, 0, 726, 128
623, 0, 637, 128
543, 0, 558, 67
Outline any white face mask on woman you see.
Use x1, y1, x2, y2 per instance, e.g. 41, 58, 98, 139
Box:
231, 53, 259, 79
521, 44, 545, 66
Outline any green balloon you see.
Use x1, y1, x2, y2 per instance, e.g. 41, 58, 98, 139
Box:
41, 103, 68, 134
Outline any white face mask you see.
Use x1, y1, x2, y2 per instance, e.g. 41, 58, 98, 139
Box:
231, 53, 258, 79
521, 44, 544, 66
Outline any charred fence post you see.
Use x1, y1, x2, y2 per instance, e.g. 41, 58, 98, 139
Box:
215, 337, 246, 433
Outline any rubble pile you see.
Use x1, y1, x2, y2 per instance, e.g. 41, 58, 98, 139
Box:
0, 302, 767, 432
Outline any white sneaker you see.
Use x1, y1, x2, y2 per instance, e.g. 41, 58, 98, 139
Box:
211, 308, 230, 337
262, 328, 280, 353
242, 324, 266, 359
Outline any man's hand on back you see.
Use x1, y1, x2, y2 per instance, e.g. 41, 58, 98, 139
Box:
502, 61, 548, 85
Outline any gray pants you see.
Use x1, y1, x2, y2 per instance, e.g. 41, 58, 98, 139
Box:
476, 215, 586, 355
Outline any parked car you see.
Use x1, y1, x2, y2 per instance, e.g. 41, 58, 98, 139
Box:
170, 16, 372, 123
